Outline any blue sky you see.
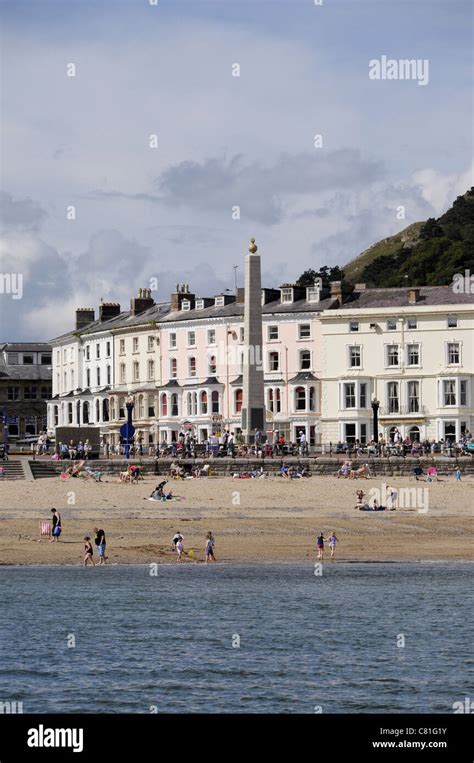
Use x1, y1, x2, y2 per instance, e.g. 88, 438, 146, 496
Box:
1, 0, 472, 339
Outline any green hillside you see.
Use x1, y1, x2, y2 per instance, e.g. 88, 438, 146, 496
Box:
344, 188, 474, 287
343, 222, 423, 284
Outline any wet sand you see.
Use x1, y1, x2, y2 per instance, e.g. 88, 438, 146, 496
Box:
0, 474, 472, 565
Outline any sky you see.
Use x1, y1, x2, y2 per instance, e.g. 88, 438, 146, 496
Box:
0, 0, 472, 340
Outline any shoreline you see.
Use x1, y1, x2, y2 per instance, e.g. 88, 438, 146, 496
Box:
2, 558, 474, 568
1, 474, 472, 566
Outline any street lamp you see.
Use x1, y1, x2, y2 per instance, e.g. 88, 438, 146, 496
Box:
123, 395, 135, 460
371, 398, 380, 448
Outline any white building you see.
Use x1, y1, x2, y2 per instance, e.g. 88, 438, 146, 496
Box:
319, 286, 474, 446
48, 282, 474, 450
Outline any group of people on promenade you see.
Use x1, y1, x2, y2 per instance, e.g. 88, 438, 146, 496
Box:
52, 440, 93, 460
334, 429, 473, 458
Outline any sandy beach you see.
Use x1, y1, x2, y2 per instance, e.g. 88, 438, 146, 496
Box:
0, 473, 473, 565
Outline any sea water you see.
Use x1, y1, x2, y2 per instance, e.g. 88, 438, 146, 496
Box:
0, 562, 472, 713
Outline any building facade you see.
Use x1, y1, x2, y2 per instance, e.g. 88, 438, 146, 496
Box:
47, 282, 474, 449
0, 343, 52, 439
319, 286, 474, 446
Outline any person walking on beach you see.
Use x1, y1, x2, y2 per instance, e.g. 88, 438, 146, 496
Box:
328, 532, 339, 559
316, 532, 325, 560
50, 508, 62, 543
455, 467, 461, 482
93, 527, 107, 564
172, 531, 183, 551
176, 537, 184, 561
205, 531, 216, 563
83, 536, 95, 567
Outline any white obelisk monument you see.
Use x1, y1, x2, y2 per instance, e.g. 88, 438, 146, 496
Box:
241, 238, 265, 443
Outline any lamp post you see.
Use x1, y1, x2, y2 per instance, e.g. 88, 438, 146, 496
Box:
124, 395, 135, 459
371, 398, 380, 451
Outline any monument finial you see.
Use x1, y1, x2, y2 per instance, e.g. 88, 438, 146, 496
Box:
248, 238, 258, 254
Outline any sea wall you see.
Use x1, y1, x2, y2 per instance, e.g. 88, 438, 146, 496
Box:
28, 456, 474, 478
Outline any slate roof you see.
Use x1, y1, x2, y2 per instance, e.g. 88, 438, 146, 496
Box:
161, 296, 334, 323
336, 286, 474, 310
48, 285, 474, 345
0, 363, 52, 381
288, 372, 318, 383
49, 303, 171, 343
0, 342, 52, 352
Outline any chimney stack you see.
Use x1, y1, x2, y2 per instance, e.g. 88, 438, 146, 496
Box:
75, 308, 95, 331
330, 280, 353, 306
99, 302, 121, 322
130, 287, 155, 316
330, 281, 343, 305
408, 288, 420, 304
170, 283, 195, 312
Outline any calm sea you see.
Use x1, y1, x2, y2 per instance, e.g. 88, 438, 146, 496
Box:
0, 562, 472, 713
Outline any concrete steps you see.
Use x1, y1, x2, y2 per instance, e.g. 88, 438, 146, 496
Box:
29, 461, 61, 479
0, 461, 26, 480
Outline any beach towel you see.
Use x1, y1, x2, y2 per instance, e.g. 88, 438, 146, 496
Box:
147, 496, 183, 502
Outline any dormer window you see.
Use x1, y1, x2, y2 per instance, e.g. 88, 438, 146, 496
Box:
195, 299, 204, 310
181, 299, 191, 311
306, 285, 320, 303
215, 296, 225, 307
281, 287, 293, 303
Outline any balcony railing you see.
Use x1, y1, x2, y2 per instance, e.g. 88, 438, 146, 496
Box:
379, 404, 428, 416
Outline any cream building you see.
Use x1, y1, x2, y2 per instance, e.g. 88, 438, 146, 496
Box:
48, 281, 474, 451
319, 285, 474, 446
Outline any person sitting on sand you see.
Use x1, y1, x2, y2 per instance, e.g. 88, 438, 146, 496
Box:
413, 465, 424, 481
150, 481, 168, 500
279, 463, 290, 478
66, 459, 86, 477
338, 461, 351, 479
170, 461, 184, 479
129, 465, 141, 483
84, 466, 102, 482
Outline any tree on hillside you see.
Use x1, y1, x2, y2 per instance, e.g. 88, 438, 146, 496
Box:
296, 265, 345, 287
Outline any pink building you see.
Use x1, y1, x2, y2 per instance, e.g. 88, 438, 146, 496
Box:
156, 282, 331, 445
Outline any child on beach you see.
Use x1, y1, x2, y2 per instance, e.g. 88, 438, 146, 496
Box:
176, 538, 184, 561
316, 533, 325, 560
455, 467, 461, 481
205, 531, 216, 563
327, 532, 339, 559
83, 536, 95, 567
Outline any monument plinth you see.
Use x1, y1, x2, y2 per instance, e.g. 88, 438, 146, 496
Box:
241, 238, 266, 443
